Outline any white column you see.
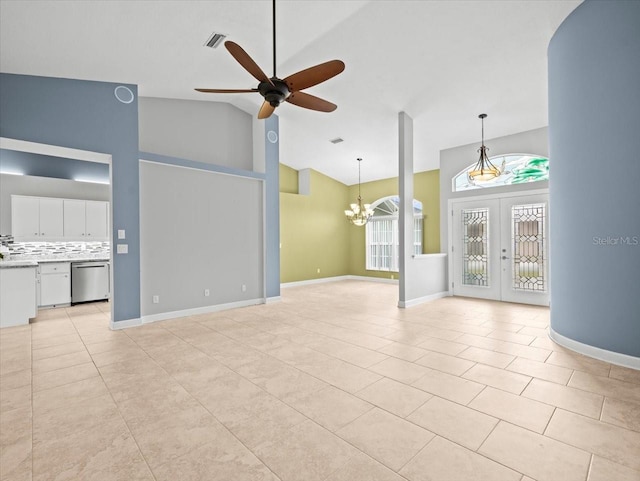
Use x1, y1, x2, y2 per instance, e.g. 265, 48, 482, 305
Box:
398, 111, 415, 307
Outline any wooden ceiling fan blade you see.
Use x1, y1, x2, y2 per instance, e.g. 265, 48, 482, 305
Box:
284, 60, 345, 92
286, 91, 337, 113
225, 41, 274, 87
195, 88, 258, 93
258, 101, 276, 119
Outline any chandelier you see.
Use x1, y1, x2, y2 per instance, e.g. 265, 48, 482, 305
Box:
468, 113, 503, 183
344, 158, 374, 226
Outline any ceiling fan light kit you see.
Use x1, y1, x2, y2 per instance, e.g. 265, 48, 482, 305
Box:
196, 0, 345, 119
468, 113, 503, 183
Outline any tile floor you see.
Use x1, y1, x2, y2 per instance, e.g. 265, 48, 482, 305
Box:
1, 280, 639, 481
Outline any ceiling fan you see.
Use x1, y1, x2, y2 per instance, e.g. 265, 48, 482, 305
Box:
195, 0, 345, 119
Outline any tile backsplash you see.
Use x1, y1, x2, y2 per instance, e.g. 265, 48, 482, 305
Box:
7, 241, 110, 259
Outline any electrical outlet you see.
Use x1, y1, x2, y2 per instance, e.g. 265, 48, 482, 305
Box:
241, 284, 247, 292
152, 295, 159, 304
204, 289, 210, 297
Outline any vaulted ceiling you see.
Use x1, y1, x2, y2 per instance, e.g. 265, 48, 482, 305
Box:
0, 0, 580, 185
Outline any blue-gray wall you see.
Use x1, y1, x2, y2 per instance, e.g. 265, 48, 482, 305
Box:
0, 149, 110, 183
548, 0, 640, 357
0, 73, 140, 323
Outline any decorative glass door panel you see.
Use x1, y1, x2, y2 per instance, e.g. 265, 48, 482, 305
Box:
452, 193, 549, 305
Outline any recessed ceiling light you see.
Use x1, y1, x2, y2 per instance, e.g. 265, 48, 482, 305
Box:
204, 32, 227, 49
330, 137, 344, 144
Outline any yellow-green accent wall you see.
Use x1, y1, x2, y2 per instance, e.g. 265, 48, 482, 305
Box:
279, 164, 440, 283
280, 168, 350, 283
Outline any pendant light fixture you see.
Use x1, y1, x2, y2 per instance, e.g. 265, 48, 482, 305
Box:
468, 113, 503, 183
344, 158, 374, 226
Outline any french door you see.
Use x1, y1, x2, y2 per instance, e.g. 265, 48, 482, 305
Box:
451, 193, 549, 306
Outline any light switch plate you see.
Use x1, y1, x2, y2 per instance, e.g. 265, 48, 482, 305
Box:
118, 229, 126, 239
117, 244, 128, 254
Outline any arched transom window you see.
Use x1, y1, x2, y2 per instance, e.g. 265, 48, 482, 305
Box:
453, 154, 549, 192
366, 196, 423, 272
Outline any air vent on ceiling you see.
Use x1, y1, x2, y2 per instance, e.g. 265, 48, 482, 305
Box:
204, 32, 227, 49
330, 137, 344, 144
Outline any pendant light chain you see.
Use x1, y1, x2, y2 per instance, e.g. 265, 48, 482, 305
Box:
272, 0, 277, 78
344, 157, 373, 226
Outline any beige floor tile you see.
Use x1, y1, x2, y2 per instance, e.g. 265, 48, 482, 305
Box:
33, 393, 120, 446
0, 368, 31, 391
32, 376, 109, 414
356, 377, 432, 418
506, 357, 573, 385
243, 360, 328, 401
469, 386, 554, 433
84, 336, 138, 355
89, 345, 151, 368
609, 365, 640, 385
457, 346, 515, 368
412, 367, 485, 405
414, 350, 475, 376
479, 421, 591, 481
401, 436, 521, 481
153, 438, 278, 481
482, 320, 525, 333
0, 413, 31, 481
255, 419, 358, 481
31, 349, 92, 374
417, 338, 468, 356
569, 370, 640, 403
31, 341, 86, 361
487, 330, 536, 345
129, 404, 227, 468
408, 396, 498, 450
226, 395, 308, 449
300, 358, 382, 393
325, 451, 406, 481
305, 337, 389, 368
287, 385, 373, 432
518, 326, 549, 338
368, 357, 431, 385
545, 409, 640, 470
0, 385, 31, 413
462, 364, 532, 395
377, 342, 428, 362
33, 419, 153, 481
522, 378, 604, 418
336, 408, 434, 471
547, 351, 611, 377
32, 361, 99, 392
588, 456, 640, 481
601, 397, 640, 432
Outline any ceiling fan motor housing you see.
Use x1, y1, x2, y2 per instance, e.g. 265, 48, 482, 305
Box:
259, 78, 290, 106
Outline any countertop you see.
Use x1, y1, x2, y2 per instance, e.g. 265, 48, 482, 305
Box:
0, 253, 110, 269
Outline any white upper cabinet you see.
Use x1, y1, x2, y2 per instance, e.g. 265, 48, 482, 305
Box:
85, 201, 108, 239
11, 196, 40, 238
12, 195, 109, 241
63, 200, 86, 238
38, 198, 64, 238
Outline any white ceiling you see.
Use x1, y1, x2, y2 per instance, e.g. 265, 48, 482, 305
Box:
0, 0, 580, 185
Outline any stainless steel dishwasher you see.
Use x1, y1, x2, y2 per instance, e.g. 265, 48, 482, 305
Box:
71, 261, 110, 303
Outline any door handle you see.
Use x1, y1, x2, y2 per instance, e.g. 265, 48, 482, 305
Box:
502, 255, 510, 260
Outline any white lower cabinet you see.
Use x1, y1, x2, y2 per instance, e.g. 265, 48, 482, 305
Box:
39, 262, 71, 307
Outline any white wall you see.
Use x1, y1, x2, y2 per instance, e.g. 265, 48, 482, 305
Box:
439, 127, 548, 252
0, 174, 109, 234
138, 97, 253, 170
139, 161, 263, 317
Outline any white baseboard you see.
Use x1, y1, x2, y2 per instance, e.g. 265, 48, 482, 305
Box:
281, 275, 398, 289
265, 296, 281, 304
139, 298, 264, 325
398, 291, 449, 308
549, 327, 640, 370
110, 317, 142, 330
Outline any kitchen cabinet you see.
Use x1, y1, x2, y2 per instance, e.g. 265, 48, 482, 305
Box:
12, 196, 64, 239
0, 265, 37, 328
12, 195, 109, 241
85, 201, 109, 239
39, 262, 71, 307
